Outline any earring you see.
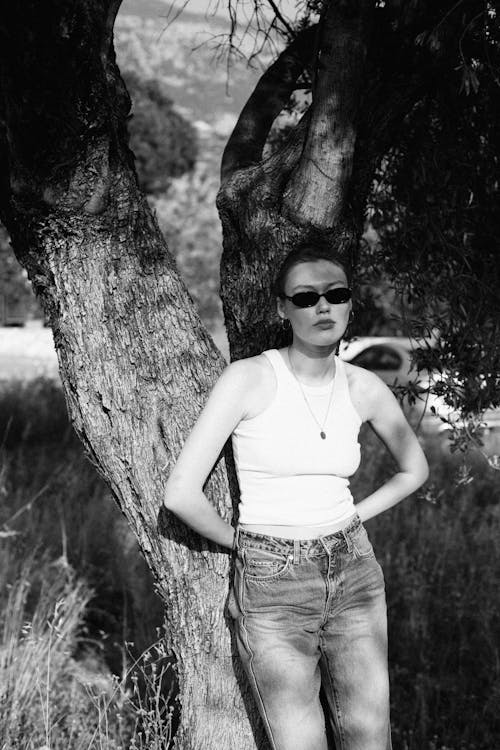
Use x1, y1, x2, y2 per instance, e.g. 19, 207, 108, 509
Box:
337, 310, 354, 355
281, 318, 291, 331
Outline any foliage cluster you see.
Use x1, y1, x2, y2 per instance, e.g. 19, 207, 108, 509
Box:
123, 70, 197, 195
364, 3, 500, 417
1, 379, 499, 749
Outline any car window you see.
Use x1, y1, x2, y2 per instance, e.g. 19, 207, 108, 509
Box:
350, 345, 403, 371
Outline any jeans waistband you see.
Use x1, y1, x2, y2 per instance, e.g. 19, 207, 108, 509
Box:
235, 514, 362, 559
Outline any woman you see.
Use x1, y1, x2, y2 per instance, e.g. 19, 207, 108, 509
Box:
164, 243, 429, 750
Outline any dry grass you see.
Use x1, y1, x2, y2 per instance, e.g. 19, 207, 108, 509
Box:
0, 551, 116, 749
0, 546, 174, 750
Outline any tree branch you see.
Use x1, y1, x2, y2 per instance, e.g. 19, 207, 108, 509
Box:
265, 0, 297, 39
220, 26, 317, 183
283, 0, 372, 228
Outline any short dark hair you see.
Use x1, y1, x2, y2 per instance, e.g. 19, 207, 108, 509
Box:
272, 242, 351, 298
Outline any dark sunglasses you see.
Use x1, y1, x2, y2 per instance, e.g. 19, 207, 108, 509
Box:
282, 288, 352, 308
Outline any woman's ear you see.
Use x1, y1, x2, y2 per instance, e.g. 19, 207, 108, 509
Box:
276, 297, 286, 321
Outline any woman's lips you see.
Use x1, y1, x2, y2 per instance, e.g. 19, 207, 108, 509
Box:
314, 320, 335, 329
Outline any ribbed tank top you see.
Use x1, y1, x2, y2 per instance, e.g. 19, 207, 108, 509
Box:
232, 349, 362, 527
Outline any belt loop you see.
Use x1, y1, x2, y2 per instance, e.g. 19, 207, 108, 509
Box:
293, 538, 301, 565
342, 527, 353, 553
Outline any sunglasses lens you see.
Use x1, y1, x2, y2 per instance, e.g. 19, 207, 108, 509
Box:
289, 289, 352, 307
290, 292, 319, 307
325, 288, 352, 304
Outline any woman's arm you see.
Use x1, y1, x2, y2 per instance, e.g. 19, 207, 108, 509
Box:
162, 359, 257, 549
349, 368, 429, 523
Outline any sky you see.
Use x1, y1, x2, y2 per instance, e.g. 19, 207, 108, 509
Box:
172, 0, 297, 16
120, 0, 298, 21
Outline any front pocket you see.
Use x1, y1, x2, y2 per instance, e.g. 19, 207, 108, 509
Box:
243, 547, 292, 581
351, 525, 376, 560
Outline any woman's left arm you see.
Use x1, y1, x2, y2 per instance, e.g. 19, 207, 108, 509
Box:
352, 369, 430, 523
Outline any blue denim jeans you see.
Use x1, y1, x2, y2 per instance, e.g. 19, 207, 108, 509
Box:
229, 515, 392, 750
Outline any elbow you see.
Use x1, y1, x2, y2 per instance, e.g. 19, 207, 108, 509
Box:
163, 493, 179, 514
414, 454, 430, 489
163, 474, 198, 514
402, 454, 429, 495
422, 460, 430, 484
163, 476, 185, 514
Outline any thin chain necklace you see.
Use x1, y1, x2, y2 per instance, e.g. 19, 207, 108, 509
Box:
287, 347, 336, 440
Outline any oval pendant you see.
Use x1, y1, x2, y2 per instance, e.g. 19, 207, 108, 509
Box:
320, 431, 326, 439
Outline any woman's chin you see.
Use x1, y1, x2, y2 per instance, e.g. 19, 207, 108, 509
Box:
293, 331, 341, 351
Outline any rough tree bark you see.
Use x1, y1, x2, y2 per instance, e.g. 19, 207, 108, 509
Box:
0, 2, 263, 748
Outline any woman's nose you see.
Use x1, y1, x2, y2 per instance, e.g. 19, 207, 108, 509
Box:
316, 294, 330, 311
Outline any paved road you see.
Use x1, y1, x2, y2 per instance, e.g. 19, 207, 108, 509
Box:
0, 321, 229, 382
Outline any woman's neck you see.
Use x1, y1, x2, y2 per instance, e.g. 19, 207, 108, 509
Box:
286, 342, 336, 385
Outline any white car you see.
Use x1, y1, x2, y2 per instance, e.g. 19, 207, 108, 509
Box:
338, 336, 430, 389
339, 336, 439, 429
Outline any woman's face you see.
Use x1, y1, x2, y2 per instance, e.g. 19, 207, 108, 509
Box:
277, 260, 351, 348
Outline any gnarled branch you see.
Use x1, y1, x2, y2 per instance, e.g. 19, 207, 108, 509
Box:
221, 25, 317, 183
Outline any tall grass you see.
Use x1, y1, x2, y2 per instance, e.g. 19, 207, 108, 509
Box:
353, 426, 500, 750
0, 550, 111, 749
0, 544, 174, 749
1, 378, 499, 749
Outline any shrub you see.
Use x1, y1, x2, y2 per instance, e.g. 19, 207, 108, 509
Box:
123, 71, 198, 195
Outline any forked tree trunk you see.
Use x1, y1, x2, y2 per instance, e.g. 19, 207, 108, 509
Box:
218, 2, 372, 359
217, 1, 425, 360
0, 2, 263, 748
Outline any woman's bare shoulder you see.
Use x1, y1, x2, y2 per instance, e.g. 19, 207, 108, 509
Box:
224, 352, 273, 383
342, 360, 393, 422
343, 360, 384, 391
223, 353, 276, 419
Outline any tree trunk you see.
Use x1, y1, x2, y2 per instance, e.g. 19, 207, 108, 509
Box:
0, 2, 264, 748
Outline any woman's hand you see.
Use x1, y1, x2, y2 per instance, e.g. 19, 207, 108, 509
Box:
346, 364, 430, 522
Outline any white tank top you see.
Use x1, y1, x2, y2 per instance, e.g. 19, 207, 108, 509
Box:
232, 349, 362, 527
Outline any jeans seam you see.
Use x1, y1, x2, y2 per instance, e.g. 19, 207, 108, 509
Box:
240, 615, 278, 750
319, 632, 346, 750
352, 544, 375, 560
242, 550, 293, 582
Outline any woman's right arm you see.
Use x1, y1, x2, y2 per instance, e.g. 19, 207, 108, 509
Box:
163, 359, 253, 549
